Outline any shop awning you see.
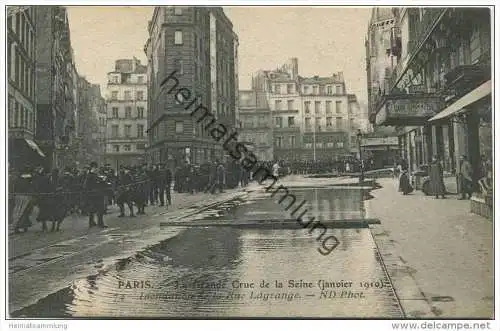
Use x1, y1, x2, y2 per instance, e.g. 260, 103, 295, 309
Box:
428, 80, 491, 122
25, 139, 46, 157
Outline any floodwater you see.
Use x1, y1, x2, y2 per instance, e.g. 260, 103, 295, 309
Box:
11, 187, 403, 318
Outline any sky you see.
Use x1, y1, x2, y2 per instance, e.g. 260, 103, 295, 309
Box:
67, 6, 371, 102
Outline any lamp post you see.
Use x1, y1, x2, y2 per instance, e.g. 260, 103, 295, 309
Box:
357, 129, 364, 184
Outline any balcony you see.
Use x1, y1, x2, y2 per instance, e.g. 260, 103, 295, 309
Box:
389, 8, 448, 91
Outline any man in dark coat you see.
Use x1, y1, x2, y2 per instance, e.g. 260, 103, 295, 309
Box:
83, 162, 107, 228
116, 167, 135, 217
458, 155, 473, 200
133, 166, 149, 215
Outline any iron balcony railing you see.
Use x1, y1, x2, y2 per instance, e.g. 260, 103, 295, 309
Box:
388, 8, 448, 92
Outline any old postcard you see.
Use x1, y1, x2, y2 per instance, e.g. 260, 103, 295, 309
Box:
2, 3, 496, 328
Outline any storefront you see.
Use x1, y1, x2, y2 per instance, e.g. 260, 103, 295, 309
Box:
428, 80, 492, 181
375, 94, 443, 173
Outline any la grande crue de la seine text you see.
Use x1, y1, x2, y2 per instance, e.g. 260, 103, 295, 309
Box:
168, 279, 389, 290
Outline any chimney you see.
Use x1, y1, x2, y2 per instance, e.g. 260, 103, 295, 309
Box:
289, 57, 298, 79
337, 72, 344, 82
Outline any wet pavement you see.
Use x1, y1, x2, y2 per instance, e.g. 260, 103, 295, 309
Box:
9, 181, 404, 318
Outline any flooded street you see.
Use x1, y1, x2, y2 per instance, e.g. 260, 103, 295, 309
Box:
10, 186, 404, 318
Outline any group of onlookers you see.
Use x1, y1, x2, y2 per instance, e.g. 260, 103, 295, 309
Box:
394, 154, 492, 200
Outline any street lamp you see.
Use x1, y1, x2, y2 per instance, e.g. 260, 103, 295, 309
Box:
356, 129, 364, 184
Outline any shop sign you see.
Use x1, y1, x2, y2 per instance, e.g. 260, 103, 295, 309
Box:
376, 95, 443, 126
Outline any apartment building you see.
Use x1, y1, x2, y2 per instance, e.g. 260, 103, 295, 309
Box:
7, 6, 41, 170
368, 8, 491, 183
145, 6, 238, 166
237, 90, 273, 161
105, 58, 148, 170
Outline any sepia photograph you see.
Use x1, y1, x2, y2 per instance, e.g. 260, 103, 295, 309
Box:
2, 2, 497, 328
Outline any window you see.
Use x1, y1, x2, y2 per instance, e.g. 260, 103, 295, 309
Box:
289, 136, 296, 147
137, 124, 144, 138
7, 42, 11, 81
326, 101, 332, 114
275, 137, 283, 148
111, 91, 118, 100
327, 85, 332, 95
288, 116, 295, 127
313, 86, 318, 94
275, 100, 282, 110
274, 84, 281, 94
303, 85, 309, 94
336, 101, 342, 113
137, 107, 144, 119
315, 117, 321, 131
124, 144, 131, 152
304, 101, 311, 113
20, 105, 24, 129
336, 142, 344, 149
112, 107, 119, 118
305, 117, 311, 128
287, 100, 294, 110
336, 85, 342, 94
174, 59, 184, 74
326, 117, 333, 127
125, 106, 132, 118
336, 117, 343, 129
113, 145, 120, 152
136, 143, 145, 150
319, 86, 325, 94
124, 125, 132, 137
350, 118, 355, 129
174, 7, 182, 15
136, 91, 144, 100
124, 91, 132, 100
314, 101, 321, 113
175, 30, 183, 45
111, 125, 119, 137
287, 84, 294, 94
275, 116, 283, 128
137, 75, 144, 83
470, 29, 481, 64
175, 121, 183, 133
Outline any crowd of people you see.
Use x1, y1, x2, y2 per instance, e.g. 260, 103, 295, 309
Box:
8, 156, 381, 234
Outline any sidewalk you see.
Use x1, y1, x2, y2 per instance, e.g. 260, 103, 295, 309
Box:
9, 186, 250, 260
365, 177, 493, 318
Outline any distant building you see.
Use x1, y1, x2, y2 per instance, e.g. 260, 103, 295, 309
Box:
90, 84, 107, 164
7, 6, 41, 170
105, 58, 148, 170
145, 6, 238, 166
252, 58, 366, 161
237, 90, 273, 161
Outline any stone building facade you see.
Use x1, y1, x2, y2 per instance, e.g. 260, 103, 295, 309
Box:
7, 6, 41, 170
105, 58, 148, 170
368, 8, 491, 189
249, 58, 366, 161
145, 6, 238, 166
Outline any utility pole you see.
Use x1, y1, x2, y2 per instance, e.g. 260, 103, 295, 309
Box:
313, 117, 317, 162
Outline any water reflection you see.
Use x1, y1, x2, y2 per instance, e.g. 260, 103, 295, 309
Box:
13, 228, 401, 318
